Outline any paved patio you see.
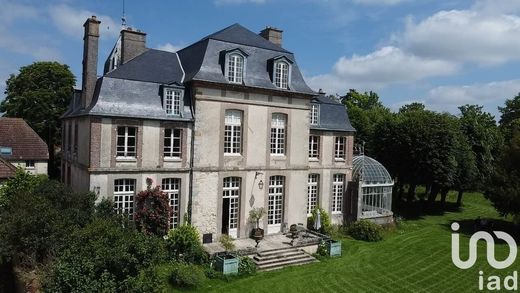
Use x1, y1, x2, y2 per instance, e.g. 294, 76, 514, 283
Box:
204, 232, 324, 255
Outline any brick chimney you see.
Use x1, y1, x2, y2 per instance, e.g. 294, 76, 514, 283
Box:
81, 16, 100, 109
260, 26, 283, 47
121, 28, 147, 64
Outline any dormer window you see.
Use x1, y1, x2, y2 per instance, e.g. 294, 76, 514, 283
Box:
164, 88, 182, 116
271, 56, 292, 90
310, 104, 319, 125
224, 49, 248, 84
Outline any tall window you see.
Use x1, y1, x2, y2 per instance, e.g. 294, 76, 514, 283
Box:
309, 135, 320, 159
310, 104, 319, 125
332, 174, 345, 213
117, 126, 137, 158
270, 113, 286, 155
335, 137, 346, 160
227, 54, 244, 84
73, 122, 78, 154
274, 61, 289, 89
162, 178, 181, 229
224, 110, 242, 155
223, 177, 240, 237
114, 179, 136, 219
164, 129, 182, 159
307, 174, 319, 215
268, 176, 284, 225
164, 89, 181, 116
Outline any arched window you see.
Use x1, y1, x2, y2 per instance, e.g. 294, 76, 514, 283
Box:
274, 61, 289, 89
270, 113, 286, 155
226, 53, 244, 84
224, 110, 242, 155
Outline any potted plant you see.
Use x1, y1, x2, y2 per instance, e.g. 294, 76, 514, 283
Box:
215, 235, 239, 275
249, 207, 266, 243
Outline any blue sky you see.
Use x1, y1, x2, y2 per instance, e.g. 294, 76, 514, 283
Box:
1, 0, 519, 118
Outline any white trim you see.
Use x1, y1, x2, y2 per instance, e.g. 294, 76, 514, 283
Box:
175, 52, 186, 83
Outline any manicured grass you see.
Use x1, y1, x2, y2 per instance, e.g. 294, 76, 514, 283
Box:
185, 192, 519, 292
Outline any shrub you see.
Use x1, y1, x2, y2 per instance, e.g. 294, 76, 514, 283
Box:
238, 256, 256, 276
123, 266, 165, 293
169, 263, 206, 289
347, 220, 384, 242
134, 178, 171, 237
44, 217, 168, 292
307, 207, 332, 235
316, 241, 328, 257
165, 224, 208, 264
219, 234, 236, 253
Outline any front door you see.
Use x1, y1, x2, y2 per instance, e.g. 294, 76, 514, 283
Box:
267, 176, 284, 234
222, 177, 240, 238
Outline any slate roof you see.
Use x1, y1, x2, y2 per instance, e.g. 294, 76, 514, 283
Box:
352, 155, 393, 185
0, 118, 49, 160
310, 95, 356, 132
106, 49, 184, 84
0, 156, 16, 179
177, 24, 315, 95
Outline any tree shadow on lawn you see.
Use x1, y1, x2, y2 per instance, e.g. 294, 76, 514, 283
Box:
393, 199, 461, 220
440, 218, 520, 243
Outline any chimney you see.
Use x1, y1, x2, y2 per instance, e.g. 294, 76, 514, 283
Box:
260, 26, 283, 47
81, 15, 100, 109
121, 28, 147, 64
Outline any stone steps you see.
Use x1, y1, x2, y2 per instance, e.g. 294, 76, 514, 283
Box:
253, 247, 317, 271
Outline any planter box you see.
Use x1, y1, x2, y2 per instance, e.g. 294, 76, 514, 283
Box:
327, 240, 342, 257
215, 253, 239, 275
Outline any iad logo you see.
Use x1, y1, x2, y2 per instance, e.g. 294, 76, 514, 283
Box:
451, 222, 518, 291
451, 222, 517, 269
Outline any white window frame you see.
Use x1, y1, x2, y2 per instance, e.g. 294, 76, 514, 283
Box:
310, 104, 319, 125
309, 135, 320, 160
225, 53, 245, 84
307, 174, 319, 216
162, 178, 181, 229
224, 110, 242, 155
332, 174, 345, 214
270, 113, 286, 155
268, 175, 285, 234
114, 178, 136, 219
274, 60, 290, 89
164, 128, 182, 160
223, 177, 241, 238
335, 136, 346, 160
25, 160, 35, 169
116, 126, 137, 159
164, 88, 182, 116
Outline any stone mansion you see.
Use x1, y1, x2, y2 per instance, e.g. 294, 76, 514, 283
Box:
62, 16, 358, 242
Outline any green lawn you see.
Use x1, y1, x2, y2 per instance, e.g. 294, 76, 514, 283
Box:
195, 192, 518, 293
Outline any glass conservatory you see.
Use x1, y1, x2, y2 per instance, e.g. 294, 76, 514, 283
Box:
348, 155, 394, 224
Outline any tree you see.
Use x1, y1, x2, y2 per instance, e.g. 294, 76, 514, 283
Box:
0, 62, 76, 178
134, 178, 171, 236
498, 93, 520, 138
341, 89, 391, 155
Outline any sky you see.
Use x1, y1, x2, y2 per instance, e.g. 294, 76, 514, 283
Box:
0, 0, 519, 119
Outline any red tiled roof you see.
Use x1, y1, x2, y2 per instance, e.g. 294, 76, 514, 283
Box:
0, 118, 49, 160
0, 156, 16, 179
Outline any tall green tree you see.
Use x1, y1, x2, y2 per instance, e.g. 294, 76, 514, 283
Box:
0, 62, 76, 178
342, 89, 391, 155
498, 93, 520, 138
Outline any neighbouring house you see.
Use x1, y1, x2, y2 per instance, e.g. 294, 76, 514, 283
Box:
0, 117, 49, 178
0, 156, 17, 185
62, 16, 393, 242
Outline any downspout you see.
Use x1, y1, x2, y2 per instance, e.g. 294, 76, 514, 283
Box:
187, 87, 196, 225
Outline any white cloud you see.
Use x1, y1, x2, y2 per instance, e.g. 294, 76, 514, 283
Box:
424, 79, 520, 113
48, 4, 119, 40
156, 43, 184, 53
352, 0, 409, 6
0, 0, 39, 25
215, 0, 266, 4
306, 46, 458, 95
400, 10, 520, 65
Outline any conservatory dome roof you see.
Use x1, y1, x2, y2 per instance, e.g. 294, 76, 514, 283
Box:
352, 155, 393, 185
